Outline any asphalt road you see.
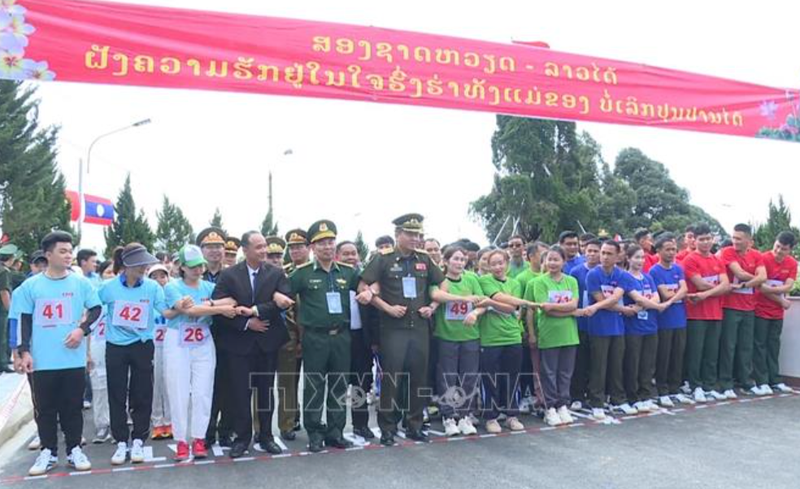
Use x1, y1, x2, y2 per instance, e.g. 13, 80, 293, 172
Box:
1, 392, 797, 489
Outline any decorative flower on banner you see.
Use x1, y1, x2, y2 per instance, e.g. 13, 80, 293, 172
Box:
0, 0, 55, 81
757, 93, 800, 142
759, 100, 778, 121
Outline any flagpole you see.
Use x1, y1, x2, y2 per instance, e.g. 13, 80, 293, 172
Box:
77, 158, 84, 238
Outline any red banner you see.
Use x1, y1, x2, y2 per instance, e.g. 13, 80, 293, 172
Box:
2, 0, 799, 142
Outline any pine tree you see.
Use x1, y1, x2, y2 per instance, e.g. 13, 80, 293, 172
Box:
260, 208, 279, 237
209, 207, 225, 232
753, 195, 800, 254
0, 81, 73, 253
104, 174, 155, 252
155, 195, 194, 254
354, 230, 369, 262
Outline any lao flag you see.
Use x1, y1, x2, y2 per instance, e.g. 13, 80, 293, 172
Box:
65, 190, 81, 221
83, 194, 114, 226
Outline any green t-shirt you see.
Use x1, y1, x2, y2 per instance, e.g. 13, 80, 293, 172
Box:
527, 273, 580, 349
515, 268, 542, 299
507, 260, 527, 279
433, 274, 483, 342
478, 274, 523, 347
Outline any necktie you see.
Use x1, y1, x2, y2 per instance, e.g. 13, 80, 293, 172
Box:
251, 270, 258, 303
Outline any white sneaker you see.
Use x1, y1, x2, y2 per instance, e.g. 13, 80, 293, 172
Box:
28, 449, 57, 476
659, 396, 675, 408
675, 393, 696, 405
591, 408, 606, 421
645, 399, 659, 412
67, 446, 91, 471
613, 403, 638, 415
570, 400, 583, 411
505, 416, 524, 431
111, 441, 128, 465
544, 408, 562, 426
485, 419, 502, 434
749, 385, 764, 396
443, 418, 460, 437
557, 406, 574, 425
707, 390, 726, 401
723, 389, 738, 399
130, 439, 145, 463
680, 382, 692, 395
759, 384, 774, 395
27, 436, 41, 451
633, 401, 649, 413
773, 383, 793, 393
693, 387, 707, 403
457, 417, 477, 436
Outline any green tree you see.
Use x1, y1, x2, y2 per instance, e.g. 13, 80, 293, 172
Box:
354, 230, 369, 262
753, 196, 800, 252
470, 117, 605, 243
209, 208, 225, 232
0, 81, 73, 253
260, 208, 279, 237
104, 174, 155, 252
155, 195, 194, 254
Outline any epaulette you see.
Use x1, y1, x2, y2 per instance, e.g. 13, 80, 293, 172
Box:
379, 247, 394, 255
336, 261, 354, 268
295, 261, 314, 270
414, 248, 429, 255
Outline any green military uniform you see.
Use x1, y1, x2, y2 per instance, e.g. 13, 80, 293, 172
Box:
0, 244, 17, 367
288, 221, 356, 449
196, 227, 227, 284
360, 214, 445, 438
277, 229, 308, 438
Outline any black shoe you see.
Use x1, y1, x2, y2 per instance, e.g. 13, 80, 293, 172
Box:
324, 437, 353, 449
257, 439, 282, 455
307, 439, 324, 453
218, 435, 232, 448
280, 430, 296, 441
352, 426, 375, 440
292, 420, 302, 432
380, 432, 396, 447
229, 442, 248, 459
406, 430, 430, 443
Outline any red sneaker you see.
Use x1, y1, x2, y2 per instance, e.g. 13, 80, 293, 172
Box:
152, 426, 164, 440
163, 425, 173, 440
175, 441, 190, 461
192, 439, 208, 459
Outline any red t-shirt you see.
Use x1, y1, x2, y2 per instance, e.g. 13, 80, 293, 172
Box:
683, 252, 725, 321
676, 249, 693, 265
643, 253, 659, 273
720, 247, 764, 311
755, 251, 797, 320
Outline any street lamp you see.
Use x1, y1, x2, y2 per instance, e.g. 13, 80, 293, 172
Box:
78, 118, 151, 235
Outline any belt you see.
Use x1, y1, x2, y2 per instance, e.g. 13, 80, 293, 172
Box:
308, 324, 348, 335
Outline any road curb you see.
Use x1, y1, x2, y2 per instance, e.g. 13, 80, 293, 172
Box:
0, 375, 34, 448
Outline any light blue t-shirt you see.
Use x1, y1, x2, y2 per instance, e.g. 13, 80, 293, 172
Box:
13, 272, 101, 371
99, 274, 168, 346
164, 279, 216, 330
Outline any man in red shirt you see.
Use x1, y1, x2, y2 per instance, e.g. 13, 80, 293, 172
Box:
718, 224, 766, 399
676, 225, 696, 265
682, 223, 730, 403
754, 231, 797, 394
635, 228, 659, 273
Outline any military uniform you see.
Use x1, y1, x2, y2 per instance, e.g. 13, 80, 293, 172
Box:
196, 227, 233, 446
288, 220, 356, 451
359, 214, 444, 440
223, 237, 241, 268
276, 229, 307, 440
0, 244, 17, 368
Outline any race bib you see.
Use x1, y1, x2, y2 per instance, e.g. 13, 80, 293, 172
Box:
112, 301, 150, 330
154, 326, 166, 347
92, 318, 106, 340
326, 292, 343, 314
664, 283, 683, 303
637, 309, 649, 320
548, 290, 573, 304
402, 276, 417, 299
445, 301, 473, 321
600, 285, 616, 298
179, 322, 209, 348
702, 274, 720, 286
34, 299, 72, 327
766, 279, 786, 299
732, 277, 753, 295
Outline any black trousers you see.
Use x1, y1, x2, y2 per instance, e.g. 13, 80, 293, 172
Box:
350, 329, 374, 430
377, 328, 430, 434
570, 331, 591, 403
33, 368, 85, 454
655, 328, 687, 395
206, 346, 233, 441
623, 334, 658, 403
480, 344, 523, 419
106, 341, 154, 443
227, 349, 278, 445
588, 335, 625, 407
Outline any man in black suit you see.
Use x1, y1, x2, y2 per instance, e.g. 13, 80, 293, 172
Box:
212, 231, 294, 458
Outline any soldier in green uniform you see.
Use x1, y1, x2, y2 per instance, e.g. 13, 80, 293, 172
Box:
196, 227, 227, 284
223, 237, 241, 268
358, 214, 478, 446
289, 220, 356, 452
0, 243, 17, 372
277, 228, 309, 440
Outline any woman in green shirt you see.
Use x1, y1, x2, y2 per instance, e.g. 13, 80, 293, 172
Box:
478, 249, 535, 434
528, 246, 579, 427
433, 247, 486, 436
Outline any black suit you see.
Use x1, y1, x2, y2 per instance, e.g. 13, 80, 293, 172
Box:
212, 261, 290, 445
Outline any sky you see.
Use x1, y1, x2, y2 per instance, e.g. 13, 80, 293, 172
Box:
26, 0, 800, 253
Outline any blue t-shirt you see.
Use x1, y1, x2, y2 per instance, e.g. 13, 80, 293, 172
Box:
99, 274, 168, 346
564, 255, 586, 274
586, 266, 631, 337
623, 272, 658, 335
569, 263, 595, 333
13, 272, 101, 371
164, 279, 216, 330
649, 263, 688, 330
